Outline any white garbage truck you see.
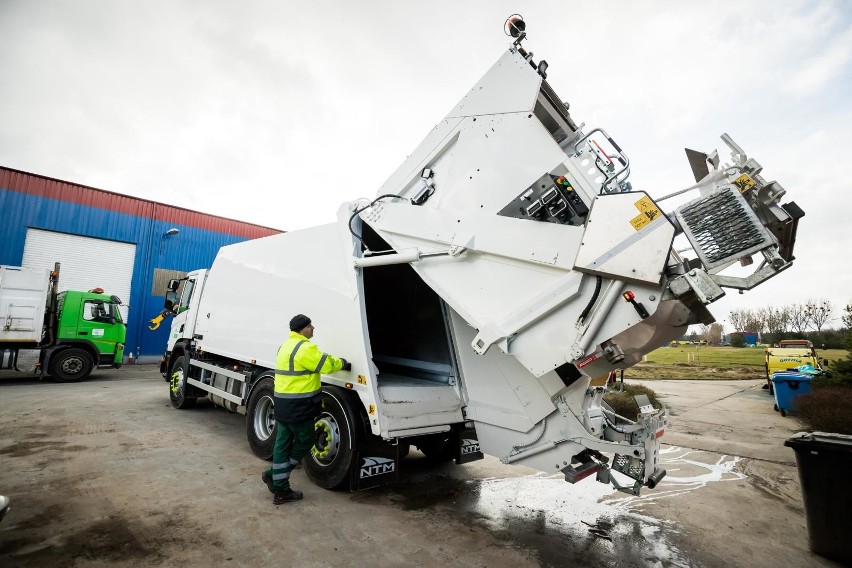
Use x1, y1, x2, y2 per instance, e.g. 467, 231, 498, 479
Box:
158, 18, 803, 494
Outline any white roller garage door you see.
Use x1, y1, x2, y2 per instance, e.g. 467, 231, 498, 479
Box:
22, 229, 136, 319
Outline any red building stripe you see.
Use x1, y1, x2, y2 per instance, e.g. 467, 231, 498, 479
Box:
0, 166, 283, 239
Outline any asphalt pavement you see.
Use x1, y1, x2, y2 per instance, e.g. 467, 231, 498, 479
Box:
0, 367, 841, 567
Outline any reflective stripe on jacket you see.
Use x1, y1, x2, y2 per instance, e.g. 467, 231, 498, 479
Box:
273, 331, 344, 423
274, 331, 345, 396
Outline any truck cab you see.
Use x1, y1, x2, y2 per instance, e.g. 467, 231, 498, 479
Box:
159, 269, 207, 372
52, 290, 126, 378
1, 264, 125, 381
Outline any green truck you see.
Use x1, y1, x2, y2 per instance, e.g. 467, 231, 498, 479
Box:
0, 263, 126, 381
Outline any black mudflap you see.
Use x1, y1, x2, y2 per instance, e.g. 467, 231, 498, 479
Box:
350, 436, 400, 491
455, 423, 484, 464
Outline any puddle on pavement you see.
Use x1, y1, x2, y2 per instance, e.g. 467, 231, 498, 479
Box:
371, 446, 745, 567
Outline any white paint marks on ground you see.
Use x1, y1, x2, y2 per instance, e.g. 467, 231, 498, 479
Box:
468, 445, 746, 566
609, 445, 746, 508
471, 472, 691, 567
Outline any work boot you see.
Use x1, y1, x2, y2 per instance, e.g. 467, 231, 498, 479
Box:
273, 489, 303, 505
261, 471, 274, 494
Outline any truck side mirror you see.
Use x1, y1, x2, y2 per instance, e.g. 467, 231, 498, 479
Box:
168, 279, 180, 292
110, 295, 122, 305
164, 291, 179, 311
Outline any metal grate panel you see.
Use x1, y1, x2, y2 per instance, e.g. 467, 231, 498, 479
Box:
612, 453, 644, 481
675, 186, 772, 271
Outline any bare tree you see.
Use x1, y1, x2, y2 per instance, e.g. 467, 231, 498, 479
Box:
764, 305, 791, 336
728, 309, 746, 332
705, 322, 723, 344
788, 303, 812, 334
779, 305, 792, 333
806, 299, 834, 334
744, 309, 765, 334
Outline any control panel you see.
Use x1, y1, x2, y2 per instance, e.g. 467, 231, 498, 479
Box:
498, 168, 590, 226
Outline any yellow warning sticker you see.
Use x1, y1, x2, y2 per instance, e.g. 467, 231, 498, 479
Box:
368, 404, 376, 415
733, 174, 756, 193
634, 196, 657, 213
630, 196, 662, 231
357, 375, 367, 385
630, 213, 650, 230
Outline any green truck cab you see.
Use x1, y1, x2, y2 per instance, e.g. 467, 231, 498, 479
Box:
47, 291, 126, 381
1, 264, 126, 382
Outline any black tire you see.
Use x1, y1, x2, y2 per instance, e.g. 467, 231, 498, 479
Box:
780, 409, 787, 417
768, 382, 774, 395
246, 375, 276, 459
417, 434, 455, 462
398, 443, 411, 459
168, 356, 196, 409
304, 388, 357, 489
773, 404, 779, 412
50, 348, 93, 382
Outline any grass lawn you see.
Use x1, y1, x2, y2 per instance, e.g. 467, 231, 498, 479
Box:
623, 346, 847, 380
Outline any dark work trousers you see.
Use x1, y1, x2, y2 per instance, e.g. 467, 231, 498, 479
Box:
267, 419, 315, 491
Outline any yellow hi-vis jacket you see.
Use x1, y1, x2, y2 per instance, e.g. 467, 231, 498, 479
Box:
273, 331, 345, 423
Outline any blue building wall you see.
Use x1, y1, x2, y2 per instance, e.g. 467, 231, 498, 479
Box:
0, 186, 264, 360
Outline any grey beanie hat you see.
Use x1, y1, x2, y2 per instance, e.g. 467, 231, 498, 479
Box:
289, 314, 312, 332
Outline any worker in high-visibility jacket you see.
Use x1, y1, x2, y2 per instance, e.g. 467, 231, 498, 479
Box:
262, 313, 350, 504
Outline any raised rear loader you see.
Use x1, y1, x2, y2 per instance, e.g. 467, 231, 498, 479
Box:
158, 18, 804, 494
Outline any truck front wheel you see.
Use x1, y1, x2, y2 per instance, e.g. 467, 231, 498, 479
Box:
246, 375, 276, 459
169, 356, 196, 409
305, 389, 356, 489
50, 348, 93, 382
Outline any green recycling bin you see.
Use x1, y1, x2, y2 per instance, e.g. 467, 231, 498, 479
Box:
784, 432, 852, 564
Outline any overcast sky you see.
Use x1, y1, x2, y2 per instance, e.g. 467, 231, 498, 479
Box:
1, 1, 850, 331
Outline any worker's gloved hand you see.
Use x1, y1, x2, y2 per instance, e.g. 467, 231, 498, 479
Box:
341, 359, 352, 371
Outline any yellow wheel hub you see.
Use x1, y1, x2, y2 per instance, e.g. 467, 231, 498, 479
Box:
312, 421, 332, 458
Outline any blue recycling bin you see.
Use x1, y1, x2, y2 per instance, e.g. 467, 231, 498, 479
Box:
771, 372, 812, 417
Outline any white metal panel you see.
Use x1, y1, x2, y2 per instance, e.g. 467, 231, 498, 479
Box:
446, 47, 541, 118
197, 222, 360, 370
22, 229, 136, 320
191, 212, 390, 436
0, 266, 50, 342
449, 309, 555, 433
376, 117, 463, 201
364, 86, 683, 377
376, 376, 463, 430
574, 192, 675, 285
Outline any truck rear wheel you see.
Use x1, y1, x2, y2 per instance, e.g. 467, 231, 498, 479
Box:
50, 348, 93, 382
169, 356, 196, 409
246, 375, 276, 459
305, 389, 356, 489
